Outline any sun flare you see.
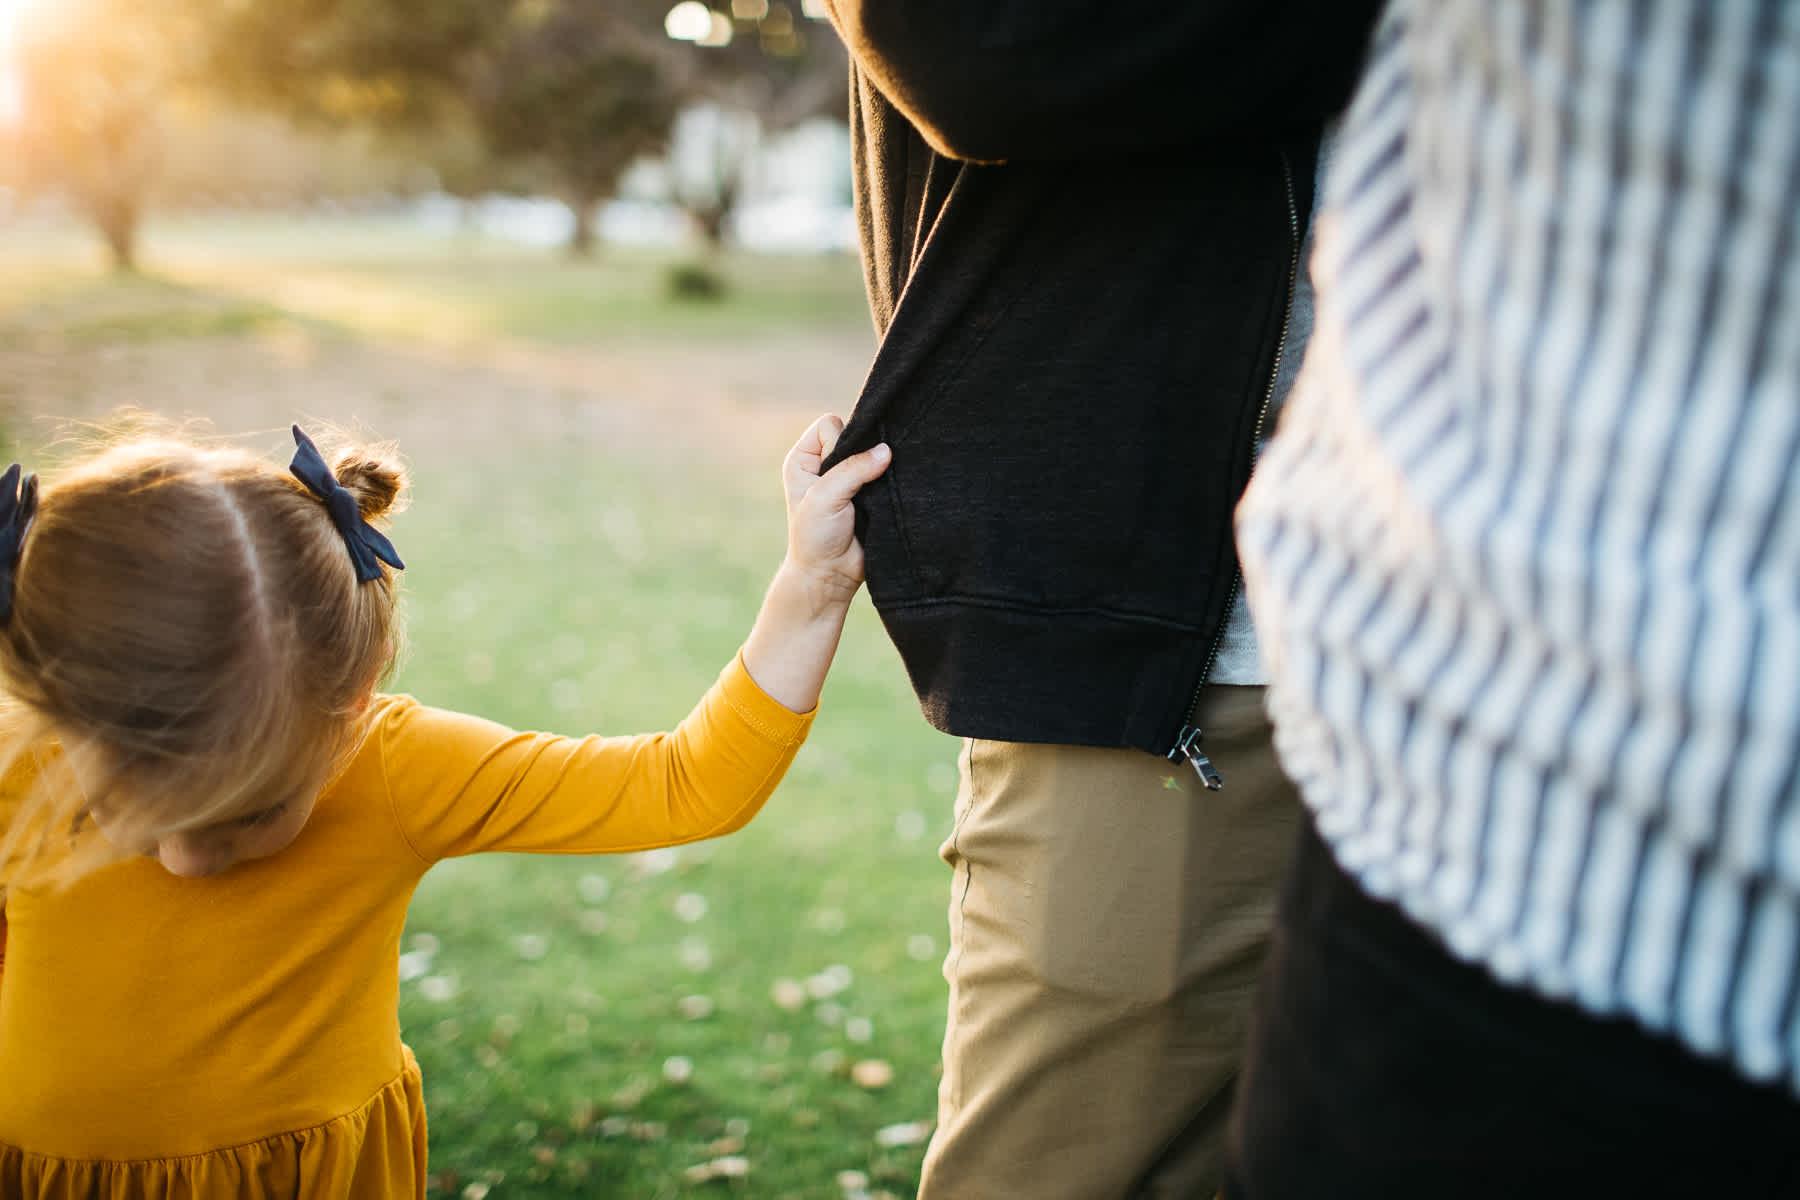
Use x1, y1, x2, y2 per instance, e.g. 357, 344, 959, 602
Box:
0, 0, 55, 54
0, 2, 19, 126
0, 0, 57, 126
0, 0, 26, 44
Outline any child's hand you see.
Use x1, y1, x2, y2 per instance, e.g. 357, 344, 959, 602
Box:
782, 414, 891, 610
739, 415, 890, 713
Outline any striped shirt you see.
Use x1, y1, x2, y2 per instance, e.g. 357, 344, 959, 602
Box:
1236, 0, 1800, 1093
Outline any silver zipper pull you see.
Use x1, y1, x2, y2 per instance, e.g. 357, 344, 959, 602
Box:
1167, 727, 1224, 790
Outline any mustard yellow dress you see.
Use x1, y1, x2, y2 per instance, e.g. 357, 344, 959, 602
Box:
0, 654, 813, 1198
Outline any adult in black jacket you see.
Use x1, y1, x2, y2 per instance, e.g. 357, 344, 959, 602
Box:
819, 5, 1380, 1196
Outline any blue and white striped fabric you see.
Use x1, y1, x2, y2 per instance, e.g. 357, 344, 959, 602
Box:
1236, 0, 1800, 1093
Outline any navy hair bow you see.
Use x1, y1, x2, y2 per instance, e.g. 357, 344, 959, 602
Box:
288, 426, 404, 583
0, 463, 38, 622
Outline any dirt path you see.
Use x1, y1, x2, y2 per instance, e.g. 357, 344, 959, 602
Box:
1, 323, 877, 472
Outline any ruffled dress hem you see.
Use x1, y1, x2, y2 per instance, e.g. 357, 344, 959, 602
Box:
0, 1047, 427, 1199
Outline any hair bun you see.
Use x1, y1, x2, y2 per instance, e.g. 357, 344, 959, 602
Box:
331, 450, 407, 521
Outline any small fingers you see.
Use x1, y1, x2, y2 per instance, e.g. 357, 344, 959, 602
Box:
790, 413, 846, 462
784, 414, 847, 485
813, 442, 891, 505
815, 413, 846, 462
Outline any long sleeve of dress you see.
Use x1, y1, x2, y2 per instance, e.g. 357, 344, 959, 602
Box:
380, 652, 815, 863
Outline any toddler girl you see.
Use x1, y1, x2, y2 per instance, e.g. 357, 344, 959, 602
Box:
0, 416, 890, 1198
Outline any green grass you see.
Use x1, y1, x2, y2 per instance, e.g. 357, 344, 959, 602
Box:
392, 447, 953, 1198
0, 215, 872, 347
0, 270, 290, 348
0, 219, 954, 1198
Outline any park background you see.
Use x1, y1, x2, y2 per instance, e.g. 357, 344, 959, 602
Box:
0, 2, 961, 1197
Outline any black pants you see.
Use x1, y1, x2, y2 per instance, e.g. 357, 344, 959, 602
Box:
1224, 819, 1800, 1200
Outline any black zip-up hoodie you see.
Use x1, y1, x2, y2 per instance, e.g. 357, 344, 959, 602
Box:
821, 3, 1381, 760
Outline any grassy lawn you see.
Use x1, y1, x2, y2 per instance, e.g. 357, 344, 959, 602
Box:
0, 215, 874, 347
1, 216, 957, 1198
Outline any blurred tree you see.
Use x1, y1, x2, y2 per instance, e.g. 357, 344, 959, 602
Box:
11, 0, 848, 263
684, 3, 847, 129
664, 103, 759, 248
391, 120, 544, 237
10, 0, 198, 271
466, 6, 682, 256
665, 3, 847, 246
196, 0, 683, 256
151, 104, 425, 212
193, 0, 504, 129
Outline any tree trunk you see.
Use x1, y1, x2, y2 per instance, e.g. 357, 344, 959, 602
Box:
567, 196, 597, 257
692, 161, 740, 250
93, 191, 140, 273
694, 204, 728, 249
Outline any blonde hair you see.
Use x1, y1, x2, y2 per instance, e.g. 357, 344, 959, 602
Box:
0, 428, 407, 890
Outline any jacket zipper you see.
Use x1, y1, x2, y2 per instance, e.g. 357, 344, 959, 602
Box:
1166, 148, 1300, 791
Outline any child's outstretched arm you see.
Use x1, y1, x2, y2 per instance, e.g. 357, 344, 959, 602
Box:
741, 414, 891, 713
370, 416, 889, 864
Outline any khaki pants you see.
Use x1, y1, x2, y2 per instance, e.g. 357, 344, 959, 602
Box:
917, 686, 1302, 1200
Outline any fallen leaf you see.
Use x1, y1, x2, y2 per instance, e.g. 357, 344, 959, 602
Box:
874, 1121, 932, 1148
418, 975, 458, 1002
851, 1059, 894, 1089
